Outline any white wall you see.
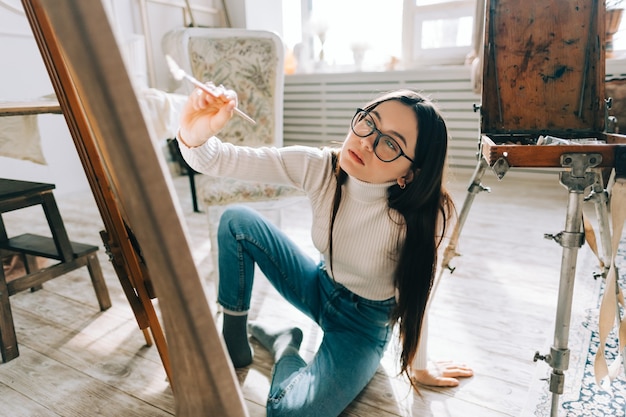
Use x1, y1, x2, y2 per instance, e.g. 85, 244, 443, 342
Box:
223, 0, 284, 34
0, 3, 88, 195
244, 0, 283, 34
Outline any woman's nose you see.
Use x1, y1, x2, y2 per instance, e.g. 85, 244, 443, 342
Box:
360, 133, 376, 151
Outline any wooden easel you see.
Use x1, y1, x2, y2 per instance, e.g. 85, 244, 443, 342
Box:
20, 1, 169, 380
21, 1, 248, 415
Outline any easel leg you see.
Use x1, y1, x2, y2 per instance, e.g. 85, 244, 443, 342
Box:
141, 328, 152, 346
86, 253, 112, 311
535, 153, 600, 417
442, 157, 491, 271
586, 169, 612, 276
549, 191, 584, 416
586, 171, 621, 329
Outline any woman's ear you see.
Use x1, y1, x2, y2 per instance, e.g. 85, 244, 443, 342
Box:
397, 169, 416, 189
396, 170, 413, 190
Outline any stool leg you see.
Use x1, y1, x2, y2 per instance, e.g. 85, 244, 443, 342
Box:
86, 253, 111, 311
24, 254, 43, 292
0, 268, 19, 362
41, 191, 74, 262
188, 171, 200, 213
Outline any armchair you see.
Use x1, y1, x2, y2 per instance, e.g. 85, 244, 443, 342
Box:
162, 28, 303, 287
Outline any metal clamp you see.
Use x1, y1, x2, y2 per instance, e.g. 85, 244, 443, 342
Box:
559, 153, 602, 192
492, 156, 510, 180
534, 346, 570, 395
544, 231, 585, 248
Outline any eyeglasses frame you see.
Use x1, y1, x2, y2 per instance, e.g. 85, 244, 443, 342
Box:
350, 108, 415, 164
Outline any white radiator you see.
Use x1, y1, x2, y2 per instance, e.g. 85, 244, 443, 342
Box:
283, 66, 482, 174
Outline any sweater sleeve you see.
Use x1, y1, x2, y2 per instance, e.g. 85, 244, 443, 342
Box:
177, 135, 333, 195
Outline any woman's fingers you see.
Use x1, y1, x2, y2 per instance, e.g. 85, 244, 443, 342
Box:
440, 364, 474, 378
410, 361, 474, 388
411, 369, 459, 387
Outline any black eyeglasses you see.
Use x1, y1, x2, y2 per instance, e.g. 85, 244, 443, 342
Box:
350, 109, 414, 163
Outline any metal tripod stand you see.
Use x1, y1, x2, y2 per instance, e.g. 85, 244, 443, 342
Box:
440, 151, 614, 417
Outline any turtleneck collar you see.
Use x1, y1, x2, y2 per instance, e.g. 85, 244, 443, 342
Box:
345, 175, 394, 203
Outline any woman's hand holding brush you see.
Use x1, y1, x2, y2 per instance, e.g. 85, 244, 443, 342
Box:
178, 85, 238, 148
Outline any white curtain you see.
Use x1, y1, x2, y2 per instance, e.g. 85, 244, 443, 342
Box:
466, 0, 486, 94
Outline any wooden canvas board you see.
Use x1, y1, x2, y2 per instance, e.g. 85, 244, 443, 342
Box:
481, 0, 605, 134
21, 1, 248, 415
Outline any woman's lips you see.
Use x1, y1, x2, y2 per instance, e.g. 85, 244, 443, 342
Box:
349, 149, 364, 165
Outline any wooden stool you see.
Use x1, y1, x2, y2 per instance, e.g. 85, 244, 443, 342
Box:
0, 178, 111, 362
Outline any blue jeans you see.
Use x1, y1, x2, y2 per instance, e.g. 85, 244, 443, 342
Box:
217, 205, 396, 417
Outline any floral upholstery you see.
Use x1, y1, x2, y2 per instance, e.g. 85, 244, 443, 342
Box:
198, 176, 303, 206
188, 36, 277, 148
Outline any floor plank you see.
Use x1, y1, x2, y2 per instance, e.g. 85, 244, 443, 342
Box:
0, 346, 172, 417
0, 381, 61, 417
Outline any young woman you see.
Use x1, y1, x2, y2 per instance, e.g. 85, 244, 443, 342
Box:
177, 87, 472, 416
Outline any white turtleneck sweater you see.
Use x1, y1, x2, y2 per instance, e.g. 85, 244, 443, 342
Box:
178, 136, 428, 367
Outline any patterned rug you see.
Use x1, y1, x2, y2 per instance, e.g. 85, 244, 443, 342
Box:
524, 238, 626, 416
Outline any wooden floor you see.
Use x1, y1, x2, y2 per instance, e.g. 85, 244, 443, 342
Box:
0, 167, 613, 417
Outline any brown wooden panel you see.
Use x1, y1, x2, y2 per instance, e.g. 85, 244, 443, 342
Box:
480, 135, 624, 167
482, 0, 605, 134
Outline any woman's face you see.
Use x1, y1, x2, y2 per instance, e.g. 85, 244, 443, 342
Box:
340, 100, 418, 184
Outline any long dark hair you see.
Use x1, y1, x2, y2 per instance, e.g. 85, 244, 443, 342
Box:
329, 89, 455, 388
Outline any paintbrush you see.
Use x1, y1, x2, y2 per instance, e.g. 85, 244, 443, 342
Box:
165, 54, 256, 125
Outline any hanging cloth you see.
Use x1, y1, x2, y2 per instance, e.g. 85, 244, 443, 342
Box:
594, 177, 626, 390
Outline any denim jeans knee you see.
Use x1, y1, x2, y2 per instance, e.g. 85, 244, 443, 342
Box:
216, 205, 259, 312
217, 204, 322, 316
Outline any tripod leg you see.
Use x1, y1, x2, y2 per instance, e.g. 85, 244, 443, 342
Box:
441, 157, 490, 272
588, 171, 621, 327
589, 169, 612, 275
536, 153, 600, 417
549, 191, 585, 416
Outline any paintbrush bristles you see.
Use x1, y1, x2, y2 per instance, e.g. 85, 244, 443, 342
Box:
165, 55, 185, 80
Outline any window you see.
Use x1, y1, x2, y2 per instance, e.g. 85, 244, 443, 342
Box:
283, 0, 404, 72
402, 0, 476, 67
282, 0, 476, 72
609, 8, 626, 59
